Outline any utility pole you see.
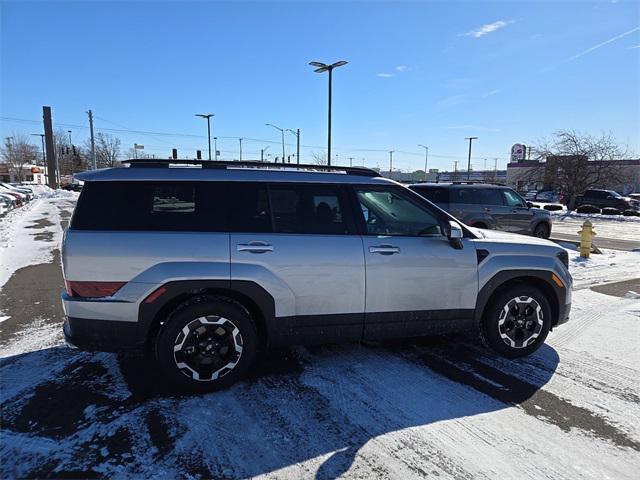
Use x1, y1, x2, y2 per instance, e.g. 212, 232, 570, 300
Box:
348, 157, 354, 167
87, 110, 96, 169
213, 137, 218, 160
239, 138, 243, 161
418, 144, 429, 181
453, 160, 459, 181
389, 150, 394, 175
465, 136, 478, 180
42, 106, 57, 189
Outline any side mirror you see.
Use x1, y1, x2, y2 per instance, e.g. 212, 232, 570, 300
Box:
448, 220, 463, 249
526, 201, 533, 208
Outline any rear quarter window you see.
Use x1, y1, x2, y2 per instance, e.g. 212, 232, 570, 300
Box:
71, 181, 228, 231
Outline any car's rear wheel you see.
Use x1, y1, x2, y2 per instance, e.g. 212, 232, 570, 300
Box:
533, 223, 550, 238
156, 296, 258, 392
481, 285, 551, 358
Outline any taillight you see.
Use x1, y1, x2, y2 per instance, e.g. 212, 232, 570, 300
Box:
65, 281, 125, 298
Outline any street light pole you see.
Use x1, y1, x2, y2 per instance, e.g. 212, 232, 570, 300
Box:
309, 60, 348, 166
31, 134, 46, 164
465, 136, 478, 180
195, 114, 214, 160
261, 145, 270, 162
418, 144, 429, 181
67, 130, 72, 145
286, 128, 300, 164
213, 137, 218, 160
389, 150, 394, 175
266, 124, 286, 164
239, 137, 243, 161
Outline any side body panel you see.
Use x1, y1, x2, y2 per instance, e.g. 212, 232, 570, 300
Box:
231, 233, 366, 343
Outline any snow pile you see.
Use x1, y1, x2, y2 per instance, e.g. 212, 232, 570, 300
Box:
28, 184, 78, 199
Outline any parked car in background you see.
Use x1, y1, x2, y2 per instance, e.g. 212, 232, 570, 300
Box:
0, 182, 33, 202
0, 187, 25, 207
62, 183, 83, 192
574, 189, 639, 211
524, 191, 538, 201
535, 191, 560, 203
409, 183, 553, 238
0, 192, 18, 211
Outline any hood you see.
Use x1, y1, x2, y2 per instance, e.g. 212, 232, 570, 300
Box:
471, 227, 557, 247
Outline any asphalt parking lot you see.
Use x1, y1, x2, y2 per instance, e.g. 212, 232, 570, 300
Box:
1, 197, 639, 479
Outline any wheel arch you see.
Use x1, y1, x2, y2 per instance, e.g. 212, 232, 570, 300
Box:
475, 271, 561, 331
139, 280, 275, 352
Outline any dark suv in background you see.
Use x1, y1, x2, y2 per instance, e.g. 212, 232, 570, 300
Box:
409, 183, 553, 238
575, 189, 639, 212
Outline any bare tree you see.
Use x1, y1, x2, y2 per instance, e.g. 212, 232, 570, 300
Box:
91, 133, 121, 168
1, 134, 39, 182
310, 151, 328, 165
512, 130, 631, 208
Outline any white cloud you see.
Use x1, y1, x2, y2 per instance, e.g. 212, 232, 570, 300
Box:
376, 73, 395, 78
395, 65, 408, 72
568, 26, 640, 61
630, 44, 640, 49
462, 20, 514, 38
482, 89, 500, 98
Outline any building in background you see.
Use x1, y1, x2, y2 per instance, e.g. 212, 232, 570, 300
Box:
0, 163, 49, 184
506, 158, 640, 193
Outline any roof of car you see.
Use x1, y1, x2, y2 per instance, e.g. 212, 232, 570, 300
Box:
408, 182, 506, 189
75, 159, 396, 185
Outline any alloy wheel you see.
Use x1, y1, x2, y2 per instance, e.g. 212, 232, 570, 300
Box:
173, 316, 243, 381
497, 296, 544, 349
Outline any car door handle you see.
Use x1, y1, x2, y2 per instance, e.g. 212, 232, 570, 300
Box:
369, 245, 400, 255
483, 207, 491, 212
237, 242, 273, 253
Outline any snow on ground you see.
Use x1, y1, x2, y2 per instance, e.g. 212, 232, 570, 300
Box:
551, 211, 640, 243
0, 195, 639, 479
0, 197, 68, 289
564, 245, 640, 288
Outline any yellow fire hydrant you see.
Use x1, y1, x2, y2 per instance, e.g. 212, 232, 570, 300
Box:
578, 220, 596, 258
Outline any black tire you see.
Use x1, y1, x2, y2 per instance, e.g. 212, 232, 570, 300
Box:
576, 204, 600, 214
155, 295, 258, 393
533, 222, 550, 239
623, 209, 640, 217
601, 207, 621, 216
481, 285, 552, 358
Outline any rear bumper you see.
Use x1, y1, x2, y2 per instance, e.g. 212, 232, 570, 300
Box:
63, 316, 144, 353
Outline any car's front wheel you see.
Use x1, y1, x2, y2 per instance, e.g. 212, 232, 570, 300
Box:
481, 285, 551, 358
533, 222, 550, 239
156, 296, 258, 392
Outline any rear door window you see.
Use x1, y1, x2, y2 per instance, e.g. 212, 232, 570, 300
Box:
480, 188, 505, 206
450, 188, 481, 204
269, 183, 352, 235
411, 186, 449, 204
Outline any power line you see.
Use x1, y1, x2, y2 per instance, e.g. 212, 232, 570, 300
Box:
0, 115, 511, 161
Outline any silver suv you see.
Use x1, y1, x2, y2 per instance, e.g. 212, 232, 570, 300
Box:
62, 160, 571, 392
409, 183, 553, 238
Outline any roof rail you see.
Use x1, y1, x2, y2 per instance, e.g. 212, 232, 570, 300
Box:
121, 159, 381, 177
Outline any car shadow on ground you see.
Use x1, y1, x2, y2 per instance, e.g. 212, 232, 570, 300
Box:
1, 336, 560, 479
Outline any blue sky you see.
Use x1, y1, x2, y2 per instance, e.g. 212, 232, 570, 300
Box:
1, 0, 639, 172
